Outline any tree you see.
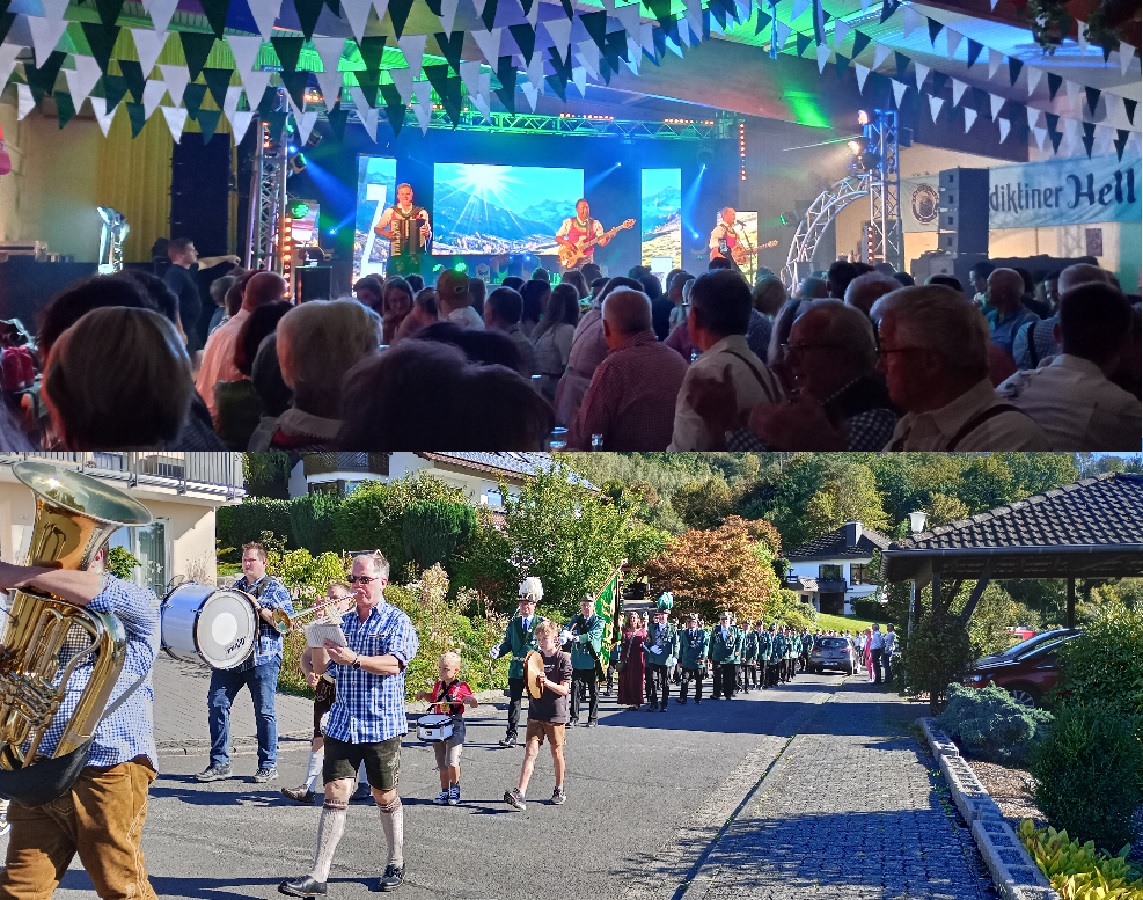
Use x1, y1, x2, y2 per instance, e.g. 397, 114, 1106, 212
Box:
925, 493, 969, 528
242, 452, 293, 498
671, 478, 737, 530
641, 516, 790, 625
803, 460, 889, 538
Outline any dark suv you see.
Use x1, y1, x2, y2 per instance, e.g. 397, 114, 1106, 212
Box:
962, 631, 1080, 708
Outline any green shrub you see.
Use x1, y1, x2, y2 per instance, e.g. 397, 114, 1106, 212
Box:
401, 501, 476, 574
903, 610, 974, 713
217, 500, 292, 563
1018, 819, 1143, 899
936, 684, 1053, 765
1055, 606, 1143, 718
1031, 702, 1142, 854
107, 546, 140, 581
852, 597, 887, 621
288, 493, 341, 555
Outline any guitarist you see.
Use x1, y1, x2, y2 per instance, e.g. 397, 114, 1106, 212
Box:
708, 207, 743, 267
561, 595, 605, 727
555, 199, 611, 268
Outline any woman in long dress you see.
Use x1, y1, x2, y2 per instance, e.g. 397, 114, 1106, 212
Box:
863, 627, 874, 680
617, 613, 647, 710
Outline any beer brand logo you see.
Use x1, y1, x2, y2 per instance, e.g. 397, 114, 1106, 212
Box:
911, 184, 939, 224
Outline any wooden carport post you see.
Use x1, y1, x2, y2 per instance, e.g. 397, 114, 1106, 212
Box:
1067, 577, 1076, 630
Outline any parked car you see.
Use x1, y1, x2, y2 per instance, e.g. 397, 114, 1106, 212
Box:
808, 636, 855, 674
962, 632, 1081, 708
974, 629, 1080, 667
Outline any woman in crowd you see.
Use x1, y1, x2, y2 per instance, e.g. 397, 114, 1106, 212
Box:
393, 289, 439, 344
617, 612, 647, 711
380, 276, 414, 344
532, 283, 580, 403
519, 279, 550, 339
214, 301, 291, 451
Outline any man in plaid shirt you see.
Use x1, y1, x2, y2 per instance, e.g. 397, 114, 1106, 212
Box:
0, 552, 161, 898
280, 551, 419, 897
199, 541, 294, 783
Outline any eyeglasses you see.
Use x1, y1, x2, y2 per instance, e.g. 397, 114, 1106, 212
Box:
347, 575, 381, 585
781, 342, 841, 356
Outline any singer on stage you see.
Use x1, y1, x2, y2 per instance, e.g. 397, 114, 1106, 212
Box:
708, 207, 742, 266
374, 183, 431, 278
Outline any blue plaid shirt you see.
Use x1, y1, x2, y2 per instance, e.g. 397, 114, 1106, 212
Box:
234, 575, 294, 667
324, 602, 419, 745
35, 576, 160, 769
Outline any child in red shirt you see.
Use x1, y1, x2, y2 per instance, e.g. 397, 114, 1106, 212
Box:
415, 651, 477, 805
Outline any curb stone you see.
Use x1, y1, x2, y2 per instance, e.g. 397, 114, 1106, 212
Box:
919, 717, 1060, 900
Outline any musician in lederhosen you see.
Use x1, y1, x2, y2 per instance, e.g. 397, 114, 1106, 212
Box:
676, 613, 709, 705
491, 578, 546, 748
374, 183, 431, 278
562, 595, 604, 727
643, 594, 678, 712
709, 611, 742, 700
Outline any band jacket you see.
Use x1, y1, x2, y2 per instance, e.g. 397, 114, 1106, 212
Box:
709, 626, 742, 664
566, 613, 605, 671
787, 634, 802, 657
755, 631, 771, 663
742, 630, 759, 663
496, 614, 546, 681
768, 632, 787, 662
802, 634, 815, 654
644, 621, 679, 667
679, 628, 709, 669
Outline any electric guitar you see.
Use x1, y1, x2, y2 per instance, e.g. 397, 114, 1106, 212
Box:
709, 239, 779, 264
557, 218, 635, 269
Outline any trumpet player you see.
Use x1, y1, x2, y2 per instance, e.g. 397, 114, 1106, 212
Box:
282, 581, 355, 804
198, 541, 294, 784
0, 547, 161, 899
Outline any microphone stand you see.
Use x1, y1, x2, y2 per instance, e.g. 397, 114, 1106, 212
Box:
737, 222, 756, 282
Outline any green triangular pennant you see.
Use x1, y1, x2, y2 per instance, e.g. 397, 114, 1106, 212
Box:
388, 0, 414, 40
199, 0, 231, 37
1124, 98, 1137, 125
323, 0, 338, 14
356, 68, 381, 106
180, 32, 216, 80
281, 70, 309, 110
579, 10, 608, 52
753, 10, 771, 36
548, 44, 572, 81
1047, 72, 1062, 100
197, 107, 222, 142
0, 12, 15, 45
435, 31, 464, 73
709, 0, 727, 31
494, 57, 516, 112
272, 35, 304, 73
796, 32, 812, 56
422, 63, 460, 122
101, 73, 129, 111
293, 0, 324, 41
481, 0, 499, 29
380, 82, 405, 134
327, 101, 349, 139
93, 0, 124, 27
893, 50, 909, 79
183, 81, 208, 118
25, 51, 66, 103
835, 52, 849, 75
202, 67, 234, 110
1008, 57, 1023, 86
508, 23, 535, 64
126, 101, 148, 137
118, 59, 146, 102
653, 24, 667, 57
357, 35, 387, 70
81, 22, 121, 76
545, 72, 566, 101
56, 91, 76, 128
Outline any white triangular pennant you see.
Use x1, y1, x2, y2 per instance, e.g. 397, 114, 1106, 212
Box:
398, 34, 427, 76
545, 18, 572, 60
143, 0, 179, 32
63, 55, 103, 109
1026, 105, 1040, 128
372, 0, 390, 26
360, 107, 379, 141
998, 117, 1011, 142
790, 0, 809, 21
349, 86, 371, 119
616, 2, 641, 38
872, 42, 890, 70
929, 95, 944, 121
472, 91, 490, 119
685, 0, 703, 41
914, 62, 929, 91
90, 97, 117, 136
312, 37, 345, 75
315, 67, 343, 108
143, 80, 168, 118
901, 6, 921, 38
666, 23, 685, 55
1076, 20, 1088, 55
951, 78, 967, 106
733, 0, 750, 27
945, 27, 962, 60
340, 0, 372, 42
833, 20, 850, 49
964, 107, 977, 131
248, 0, 283, 41
17, 83, 34, 120
1065, 80, 1081, 114
231, 111, 254, 144
294, 110, 318, 145
391, 66, 416, 102
572, 65, 587, 96
861, 0, 871, 9
29, 15, 69, 67
854, 63, 870, 92
1119, 42, 1134, 75
472, 28, 501, 65
526, 0, 539, 27
224, 84, 244, 118
1032, 125, 1047, 149
439, 0, 460, 36
989, 93, 1004, 120
162, 106, 188, 142
414, 84, 434, 131
625, 43, 640, 73
772, 21, 792, 51
459, 59, 482, 95
240, 69, 272, 107
891, 79, 907, 107
521, 81, 538, 111
988, 48, 1003, 79
526, 51, 544, 90
131, 29, 169, 76
1026, 66, 1042, 95
577, 40, 601, 79
160, 64, 191, 108
0, 43, 21, 91
816, 43, 830, 72
226, 35, 264, 74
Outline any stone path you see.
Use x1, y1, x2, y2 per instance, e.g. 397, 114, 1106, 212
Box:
682, 680, 998, 900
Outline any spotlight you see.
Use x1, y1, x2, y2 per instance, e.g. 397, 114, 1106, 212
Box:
289, 153, 307, 175
287, 144, 299, 154
701, 163, 707, 171
291, 202, 310, 218
847, 137, 867, 155
857, 110, 870, 125
328, 227, 338, 236
617, 161, 623, 167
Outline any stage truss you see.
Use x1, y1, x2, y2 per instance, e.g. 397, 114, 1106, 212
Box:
246, 89, 290, 276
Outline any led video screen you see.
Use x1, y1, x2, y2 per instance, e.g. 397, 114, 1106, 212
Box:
354, 155, 398, 280
432, 163, 585, 255
641, 168, 682, 272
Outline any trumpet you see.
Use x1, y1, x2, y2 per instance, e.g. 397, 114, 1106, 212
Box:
263, 595, 353, 635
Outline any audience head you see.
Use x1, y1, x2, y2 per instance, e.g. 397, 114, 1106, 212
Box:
689, 269, 752, 350
1059, 282, 1131, 369
893, 271, 915, 287
796, 277, 829, 300
418, 322, 521, 371
590, 277, 608, 299
251, 332, 292, 417
638, 274, 663, 301
844, 272, 900, 317
117, 270, 181, 332
43, 307, 192, 449
406, 274, 425, 293
243, 272, 287, 312
601, 289, 653, 350
547, 284, 581, 327
580, 263, 603, 285
1058, 262, 1113, 294
39, 275, 156, 360
768, 298, 813, 373
531, 267, 551, 284
225, 272, 252, 317
559, 269, 588, 300
827, 261, 858, 299
235, 301, 291, 377
708, 257, 735, 272
276, 299, 381, 417
1015, 267, 1036, 297
436, 270, 471, 316
210, 274, 237, 309
167, 237, 196, 267
502, 275, 525, 293
381, 277, 414, 338
926, 275, 964, 294
520, 279, 551, 326
354, 275, 384, 310
969, 261, 995, 294
485, 286, 524, 330
987, 268, 1025, 314
468, 277, 486, 316
751, 277, 786, 317
786, 300, 878, 400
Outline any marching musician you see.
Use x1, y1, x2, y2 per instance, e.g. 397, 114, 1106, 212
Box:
709, 611, 742, 700
676, 613, 709, 705
280, 551, 419, 897
643, 594, 679, 712
765, 623, 783, 687
555, 199, 611, 268
786, 626, 801, 682
374, 183, 431, 278
490, 578, 546, 749
198, 541, 294, 785
0, 549, 161, 898
562, 594, 605, 727
281, 580, 355, 805
753, 621, 771, 689
708, 207, 742, 266
414, 651, 478, 807
741, 619, 760, 693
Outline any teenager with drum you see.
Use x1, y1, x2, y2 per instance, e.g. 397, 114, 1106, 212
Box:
198, 541, 294, 784
414, 651, 478, 806
279, 551, 419, 897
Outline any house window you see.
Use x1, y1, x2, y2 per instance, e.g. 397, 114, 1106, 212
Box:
851, 564, 875, 585
819, 564, 842, 581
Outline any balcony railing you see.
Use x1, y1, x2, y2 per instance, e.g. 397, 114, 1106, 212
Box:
0, 452, 245, 499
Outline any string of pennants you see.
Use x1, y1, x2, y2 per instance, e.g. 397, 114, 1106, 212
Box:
0, 0, 1138, 160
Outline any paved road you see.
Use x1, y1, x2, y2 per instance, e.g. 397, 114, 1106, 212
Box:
3, 661, 996, 900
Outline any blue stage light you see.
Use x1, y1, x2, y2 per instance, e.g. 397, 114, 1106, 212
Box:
288, 144, 299, 154
617, 161, 623, 167
328, 227, 338, 235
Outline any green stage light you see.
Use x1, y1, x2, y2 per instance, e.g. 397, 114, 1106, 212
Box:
453, 260, 468, 273
291, 202, 310, 218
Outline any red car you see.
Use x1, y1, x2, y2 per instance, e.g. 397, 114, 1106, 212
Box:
962, 630, 1080, 708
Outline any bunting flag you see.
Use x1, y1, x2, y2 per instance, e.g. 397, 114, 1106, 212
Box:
24, 50, 66, 104
424, 62, 462, 122
145, 0, 180, 33
928, 94, 943, 121
118, 60, 147, 102
247, 0, 282, 40
1075, 19, 1088, 56
834, 51, 849, 76
231, 110, 254, 143
987, 48, 1003, 79
796, 32, 812, 57
196, 107, 223, 142
281, 70, 309, 110
389, 65, 415, 102
16, 82, 34, 120
55, 91, 76, 128
294, 108, 318, 143
125, 101, 149, 137
815, 42, 829, 72
315, 66, 342, 107
926, 16, 943, 46
509, 23, 536, 63
773, 20, 791, 53
1125, 98, 1137, 126
853, 62, 870, 92
965, 38, 983, 69
180, 32, 216, 80
900, 5, 921, 38
989, 93, 1004, 120
340, 0, 371, 41
271, 35, 304, 72
1007, 56, 1023, 86
1119, 41, 1134, 76
81, 23, 120, 76
997, 116, 1010, 142
871, 42, 890, 70
471, 29, 501, 66
435, 30, 464, 72
357, 68, 382, 105
1025, 67, 1042, 96
944, 27, 961, 60
494, 56, 517, 111
63, 55, 103, 109
102, 73, 129, 112
388, 0, 415, 40
239, 69, 272, 107
964, 107, 977, 131
577, 39, 601, 79
200, 0, 231, 37
223, 83, 243, 119
893, 50, 909, 80
1032, 125, 1047, 150
142, 78, 167, 118
202, 67, 234, 110
913, 61, 928, 91
890, 78, 906, 107
852, 30, 871, 59
833, 19, 849, 49
580, 10, 609, 53
572, 64, 587, 96
545, 17, 573, 61
90, 96, 117, 135
477, 0, 499, 30
1046, 71, 1062, 100
30, 0, 70, 63
879, 0, 900, 24
183, 82, 208, 118
1084, 85, 1100, 116
1114, 129, 1130, 161
0, 43, 21, 92
1081, 121, 1095, 157
1026, 105, 1039, 129
131, 29, 169, 76
379, 83, 405, 134
438, 0, 460, 35
326, 102, 349, 140
356, 35, 387, 70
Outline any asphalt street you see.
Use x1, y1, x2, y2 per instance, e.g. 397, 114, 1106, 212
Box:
2, 668, 989, 900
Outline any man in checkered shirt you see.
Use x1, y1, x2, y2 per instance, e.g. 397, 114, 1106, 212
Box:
0, 552, 161, 898
280, 551, 419, 897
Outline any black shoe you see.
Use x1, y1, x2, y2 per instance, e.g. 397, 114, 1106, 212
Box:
279, 875, 327, 897
695, 699, 702, 704
675, 698, 687, 704
585, 721, 598, 727
498, 736, 517, 748
568, 719, 579, 727
378, 864, 404, 892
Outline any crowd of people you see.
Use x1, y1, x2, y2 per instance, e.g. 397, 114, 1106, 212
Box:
1, 245, 1137, 451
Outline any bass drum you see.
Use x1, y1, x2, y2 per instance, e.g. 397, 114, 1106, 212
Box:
161, 584, 258, 670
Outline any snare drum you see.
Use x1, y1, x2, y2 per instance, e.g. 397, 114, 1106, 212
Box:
161, 584, 258, 670
416, 714, 455, 743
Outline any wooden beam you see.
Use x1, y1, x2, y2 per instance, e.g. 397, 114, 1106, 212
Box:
958, 560, 994, 625
1067, 577, 1076, 630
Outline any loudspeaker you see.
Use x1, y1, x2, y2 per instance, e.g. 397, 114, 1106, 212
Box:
937, 168, 989, 256
170, 135, 231, 257
296, 266, 333, 302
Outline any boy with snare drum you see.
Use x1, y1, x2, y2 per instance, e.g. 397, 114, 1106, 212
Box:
415, 652, 477, 806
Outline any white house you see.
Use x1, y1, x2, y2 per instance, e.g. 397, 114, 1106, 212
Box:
288, 452, 595, 508
785, 521, 889, 616
0, 452, 245, 596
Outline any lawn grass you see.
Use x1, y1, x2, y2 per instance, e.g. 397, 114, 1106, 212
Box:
815, 612, 881, 633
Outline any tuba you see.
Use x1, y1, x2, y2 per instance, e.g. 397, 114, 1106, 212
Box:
0, 462, 152, 803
